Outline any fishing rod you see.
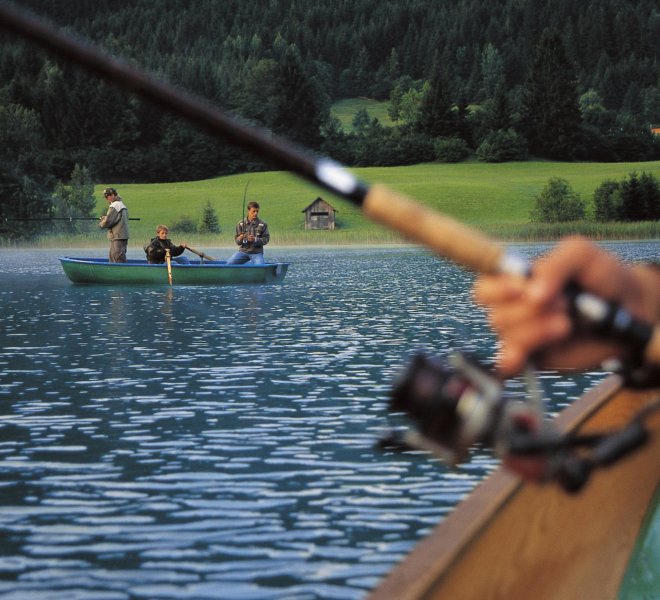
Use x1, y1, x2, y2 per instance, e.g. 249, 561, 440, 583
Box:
0, 1, 657, 366
240, 178, 251, 246
5, 217, 141, 221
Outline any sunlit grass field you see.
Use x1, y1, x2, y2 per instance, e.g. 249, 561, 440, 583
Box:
331, 98, 395, 131
25, 159, 660, 248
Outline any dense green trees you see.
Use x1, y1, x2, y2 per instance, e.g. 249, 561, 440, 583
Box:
594, 172, 660, 222
532, 171, 660, 222
0, 0, 659, 225
520, 29, 583, 160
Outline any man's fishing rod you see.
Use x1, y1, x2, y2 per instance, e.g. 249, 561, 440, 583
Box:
240, 178, 251, 245
5, 217, 141, 221
0, 1, 657, 365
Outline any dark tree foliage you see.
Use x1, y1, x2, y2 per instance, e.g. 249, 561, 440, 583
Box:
0, 0, 658, 186
271, 45, 328, 148
415, 61, 455, 138
593, 172, 660, 222
0, 103, 53, 238
520, 29, 583, 160
618, 172, 660, 221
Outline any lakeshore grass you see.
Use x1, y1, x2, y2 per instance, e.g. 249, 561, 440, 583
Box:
12, 159, 660, 248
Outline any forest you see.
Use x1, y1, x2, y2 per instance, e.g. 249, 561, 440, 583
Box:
1, 0, 660, 232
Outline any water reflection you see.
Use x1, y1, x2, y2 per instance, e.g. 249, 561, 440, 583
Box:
0, 243, 657, 599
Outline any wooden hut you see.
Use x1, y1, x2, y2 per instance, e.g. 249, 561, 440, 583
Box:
302, 197, 337, 230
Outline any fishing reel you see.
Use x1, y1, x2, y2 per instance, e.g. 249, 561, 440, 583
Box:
379, 351, 654, 493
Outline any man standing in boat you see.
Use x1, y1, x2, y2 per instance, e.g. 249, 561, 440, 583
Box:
227, 201, 270, 264
99, 187, 129, 263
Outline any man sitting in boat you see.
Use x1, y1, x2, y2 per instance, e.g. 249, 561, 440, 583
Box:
145, 225, 189, 264
227, 201, 270, 265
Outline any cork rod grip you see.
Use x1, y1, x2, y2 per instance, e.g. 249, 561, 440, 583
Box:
364, 184, 505, 274
645, 328, 660, 365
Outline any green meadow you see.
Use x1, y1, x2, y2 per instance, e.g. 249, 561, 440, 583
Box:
28, 159, 660, 248
331, 98, 395, 131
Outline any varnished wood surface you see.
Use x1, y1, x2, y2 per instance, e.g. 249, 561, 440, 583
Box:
368, 376, 660, 600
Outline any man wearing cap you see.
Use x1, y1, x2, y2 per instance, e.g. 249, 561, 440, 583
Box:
99, 187, 129, 262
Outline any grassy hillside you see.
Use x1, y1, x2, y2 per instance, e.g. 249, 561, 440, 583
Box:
81, 160, 660, 249
331, 98, 395, 131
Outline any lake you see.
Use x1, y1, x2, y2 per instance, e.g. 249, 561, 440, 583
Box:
0, 242, 657, 599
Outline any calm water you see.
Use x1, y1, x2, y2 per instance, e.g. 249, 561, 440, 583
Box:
0, 242, 657, 599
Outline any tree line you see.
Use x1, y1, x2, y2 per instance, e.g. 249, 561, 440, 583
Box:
1, 0, 659, 236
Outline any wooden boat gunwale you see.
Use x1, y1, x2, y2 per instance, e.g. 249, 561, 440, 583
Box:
368, 375, 660, 600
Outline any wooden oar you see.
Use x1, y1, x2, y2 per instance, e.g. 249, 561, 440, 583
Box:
165, 249, 172, 285
186, 246, 216, 262
1, 3, 657, 364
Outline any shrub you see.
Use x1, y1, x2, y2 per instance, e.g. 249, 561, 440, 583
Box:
475, 128, 527, 162
531, 177, 585, 223
593, 180, 622, 221
433, 137, 469, 163
171, 215, 198, 233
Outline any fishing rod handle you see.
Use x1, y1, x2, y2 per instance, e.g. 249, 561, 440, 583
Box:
364, 184, 507, 275
647, 329, 660, 364
574, 291, 660, 366
365, 184, 660, 366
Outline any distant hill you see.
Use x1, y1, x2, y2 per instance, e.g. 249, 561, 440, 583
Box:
84, 160, 660, 247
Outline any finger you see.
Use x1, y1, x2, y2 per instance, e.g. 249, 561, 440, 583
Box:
473, 274, 525, 305
529, 237, 629, 305
488, 295, 568, 331
495, 313, 573, 374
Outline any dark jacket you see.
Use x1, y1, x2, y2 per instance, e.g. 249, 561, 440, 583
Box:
234, 217, 270, 254
145, 237, 186, 264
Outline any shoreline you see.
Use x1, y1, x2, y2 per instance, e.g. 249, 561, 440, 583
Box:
3, 237, 658, 252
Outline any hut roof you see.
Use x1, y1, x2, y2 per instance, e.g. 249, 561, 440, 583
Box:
301, 197, 338, 213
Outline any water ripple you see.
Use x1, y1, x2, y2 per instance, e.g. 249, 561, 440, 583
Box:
0, 244, 656, 598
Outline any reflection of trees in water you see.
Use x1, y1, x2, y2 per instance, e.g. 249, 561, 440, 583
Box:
239, 288, 265, 338
102, 290, 130, 367
158, 287, 175, 325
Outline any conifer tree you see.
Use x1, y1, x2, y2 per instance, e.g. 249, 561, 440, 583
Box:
272, 45, 327, 148
415, 60, 455, 138
521, 28, 583, 160
70, 164, 95, 215
199, 200, 221, 234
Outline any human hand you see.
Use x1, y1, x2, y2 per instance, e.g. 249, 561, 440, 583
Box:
473, 237, 658, 376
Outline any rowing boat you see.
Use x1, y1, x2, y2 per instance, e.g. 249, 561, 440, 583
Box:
368, 375, 659, 600
59, 256, 289, 285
